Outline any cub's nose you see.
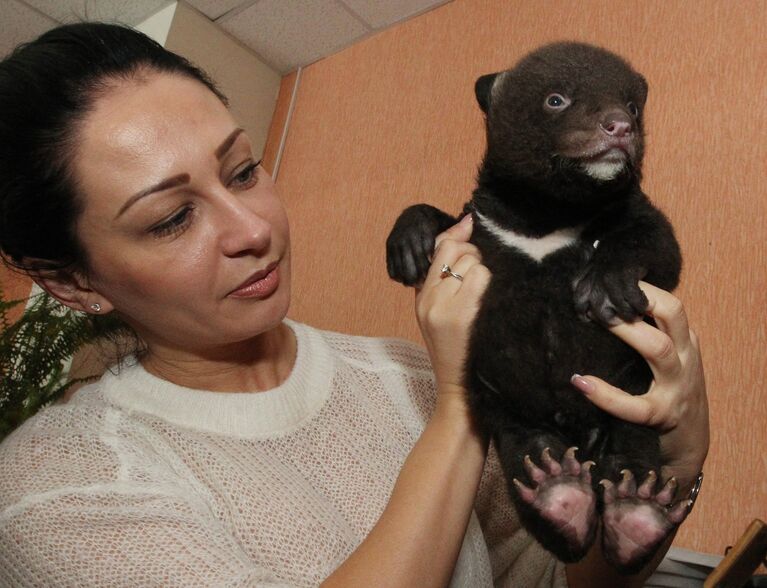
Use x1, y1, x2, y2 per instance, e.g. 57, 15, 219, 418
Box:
599, 111, 633, 137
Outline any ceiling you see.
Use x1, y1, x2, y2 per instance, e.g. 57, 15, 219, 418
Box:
2, 0, 452, 73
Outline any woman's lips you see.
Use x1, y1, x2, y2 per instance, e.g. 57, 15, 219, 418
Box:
229, 263, 280, 299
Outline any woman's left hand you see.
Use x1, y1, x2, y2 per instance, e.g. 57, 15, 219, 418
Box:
570, 282, 709, 489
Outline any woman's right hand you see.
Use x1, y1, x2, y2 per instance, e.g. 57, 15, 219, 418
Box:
324, 214, 490, 588
415, 214, 491, 406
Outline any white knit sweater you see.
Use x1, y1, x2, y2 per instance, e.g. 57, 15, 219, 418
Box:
0, 320, 566, 587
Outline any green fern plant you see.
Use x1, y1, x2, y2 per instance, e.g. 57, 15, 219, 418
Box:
0, 285, 121, 442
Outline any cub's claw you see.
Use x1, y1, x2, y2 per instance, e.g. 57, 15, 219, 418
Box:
637, 470, 657, 499
617, 469, 637, 496
655, 476, 678, 507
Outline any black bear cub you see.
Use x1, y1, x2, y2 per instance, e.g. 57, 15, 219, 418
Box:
386, 42, 688, 573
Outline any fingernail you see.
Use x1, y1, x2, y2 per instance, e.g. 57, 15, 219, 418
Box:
570, 374, 594, 393
459, 214, 473, 225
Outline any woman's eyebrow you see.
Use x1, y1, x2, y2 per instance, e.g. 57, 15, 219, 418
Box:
115, 173, 190, 219
215, 127, 244, 160
115, 128, 245, 220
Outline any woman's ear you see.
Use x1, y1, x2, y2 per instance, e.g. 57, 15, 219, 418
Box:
32, 269, 114, 315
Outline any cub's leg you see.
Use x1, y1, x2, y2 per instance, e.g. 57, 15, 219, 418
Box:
497, 430, 599, 562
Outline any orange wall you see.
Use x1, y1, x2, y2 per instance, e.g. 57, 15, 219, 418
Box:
0, 267, 32, 324
267, 0, 767, 557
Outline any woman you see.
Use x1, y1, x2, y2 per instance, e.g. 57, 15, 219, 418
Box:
0, 23, 708, 587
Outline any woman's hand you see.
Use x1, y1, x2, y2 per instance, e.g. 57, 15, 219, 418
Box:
570, 282, 709, 489
415, 215, 491, 405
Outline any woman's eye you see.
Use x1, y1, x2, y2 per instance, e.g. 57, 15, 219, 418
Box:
231, 159, 262, 189
544, 93, 571, 111
149, 206, 194, 238
627, 102, 639, 117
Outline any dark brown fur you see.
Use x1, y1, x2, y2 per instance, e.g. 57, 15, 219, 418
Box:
387, 42, 685, 572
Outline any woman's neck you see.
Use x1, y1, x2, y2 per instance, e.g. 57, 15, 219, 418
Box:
140, 321, 297, 393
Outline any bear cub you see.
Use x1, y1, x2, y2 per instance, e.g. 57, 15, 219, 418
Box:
386, 42, 688, 573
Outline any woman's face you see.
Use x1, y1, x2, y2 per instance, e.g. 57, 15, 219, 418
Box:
72, 72, 291, 354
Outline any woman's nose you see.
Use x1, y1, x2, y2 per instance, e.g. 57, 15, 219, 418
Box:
217, 195, 271, 257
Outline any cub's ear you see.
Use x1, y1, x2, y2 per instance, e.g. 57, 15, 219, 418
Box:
475, 72, 499, 114
636, 74, 649, 107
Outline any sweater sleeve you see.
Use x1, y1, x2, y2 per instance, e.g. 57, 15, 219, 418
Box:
0, 406, 294, 588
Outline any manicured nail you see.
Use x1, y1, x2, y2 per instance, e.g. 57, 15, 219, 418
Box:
570, 374, 595, 393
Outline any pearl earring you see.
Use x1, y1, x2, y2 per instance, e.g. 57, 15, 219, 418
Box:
90, 303, 101, 313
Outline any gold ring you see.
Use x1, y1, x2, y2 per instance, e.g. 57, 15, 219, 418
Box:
440, 264, 463, 281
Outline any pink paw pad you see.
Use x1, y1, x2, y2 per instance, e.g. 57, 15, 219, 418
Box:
601, 470, 691, 573
513, 447, 598, 556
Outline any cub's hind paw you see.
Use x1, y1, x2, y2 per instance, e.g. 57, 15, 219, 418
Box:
600, 470, 690, 574
513, 447, 598, 562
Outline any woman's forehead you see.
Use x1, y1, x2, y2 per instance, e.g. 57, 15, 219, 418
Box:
74, 73, 239, 211
80, 73, 234, 158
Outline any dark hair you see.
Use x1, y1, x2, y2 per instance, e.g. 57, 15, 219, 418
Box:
0, 22, 227, 274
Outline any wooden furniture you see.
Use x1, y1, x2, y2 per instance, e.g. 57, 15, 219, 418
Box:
705, 519, 767, 588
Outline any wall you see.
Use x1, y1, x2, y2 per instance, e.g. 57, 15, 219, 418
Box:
265, 0, 767, 557
135, 1, 177, 46
0, 267, 31, 324
165, 2, 281, 158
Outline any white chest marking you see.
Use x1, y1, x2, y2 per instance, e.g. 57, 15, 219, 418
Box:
475, 212, 581, 262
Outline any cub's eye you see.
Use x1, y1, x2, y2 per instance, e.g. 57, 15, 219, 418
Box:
544, 93, 571, 111
627, 102, 639, 117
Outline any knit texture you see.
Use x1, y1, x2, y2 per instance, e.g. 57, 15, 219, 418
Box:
0, 320, 566, 587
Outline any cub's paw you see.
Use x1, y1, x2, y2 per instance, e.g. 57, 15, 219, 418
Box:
600, 470, 690, 574
573, 264, 648, 325
386, 204, 456, 286
513, 447, 598, 562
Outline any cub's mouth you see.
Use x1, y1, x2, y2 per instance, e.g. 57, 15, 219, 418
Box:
582, 146, 629, 163
563, 135, 635, 162
558, 135, 637, 181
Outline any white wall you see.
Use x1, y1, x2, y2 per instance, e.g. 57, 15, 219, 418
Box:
164, 2, 282, 157
135, 1, 177, 46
